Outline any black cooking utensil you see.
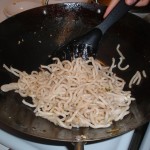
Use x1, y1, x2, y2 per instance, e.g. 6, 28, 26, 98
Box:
51, 0, 138, 61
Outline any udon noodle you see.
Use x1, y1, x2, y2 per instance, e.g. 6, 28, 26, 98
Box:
1, 57, 135, 129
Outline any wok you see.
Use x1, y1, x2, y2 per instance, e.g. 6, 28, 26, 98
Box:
0, 2, 150, 150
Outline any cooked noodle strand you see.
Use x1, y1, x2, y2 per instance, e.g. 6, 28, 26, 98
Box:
0, 57, 134, 129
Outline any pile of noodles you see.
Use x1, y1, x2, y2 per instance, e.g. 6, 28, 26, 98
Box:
1, 57, 135, 129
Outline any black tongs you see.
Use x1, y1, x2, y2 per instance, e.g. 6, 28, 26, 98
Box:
51, 0, 138, 61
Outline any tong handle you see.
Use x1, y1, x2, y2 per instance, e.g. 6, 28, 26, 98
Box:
97, 0, 139, 34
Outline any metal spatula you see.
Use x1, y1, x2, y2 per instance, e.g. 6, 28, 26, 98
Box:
50, 0, 138, 61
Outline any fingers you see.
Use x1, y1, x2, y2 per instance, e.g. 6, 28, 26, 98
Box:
103, 0, 119, 18
125, 0, 137, 5
125, 0, 149, 6
134, 0, 150, 6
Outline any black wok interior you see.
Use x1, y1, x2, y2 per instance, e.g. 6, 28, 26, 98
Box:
0, 3, 150, 143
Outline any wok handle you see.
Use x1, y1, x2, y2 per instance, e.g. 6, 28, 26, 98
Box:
74, 142, 84, 150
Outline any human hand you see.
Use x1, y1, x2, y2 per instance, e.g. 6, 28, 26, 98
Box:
103, 0, 150, 18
